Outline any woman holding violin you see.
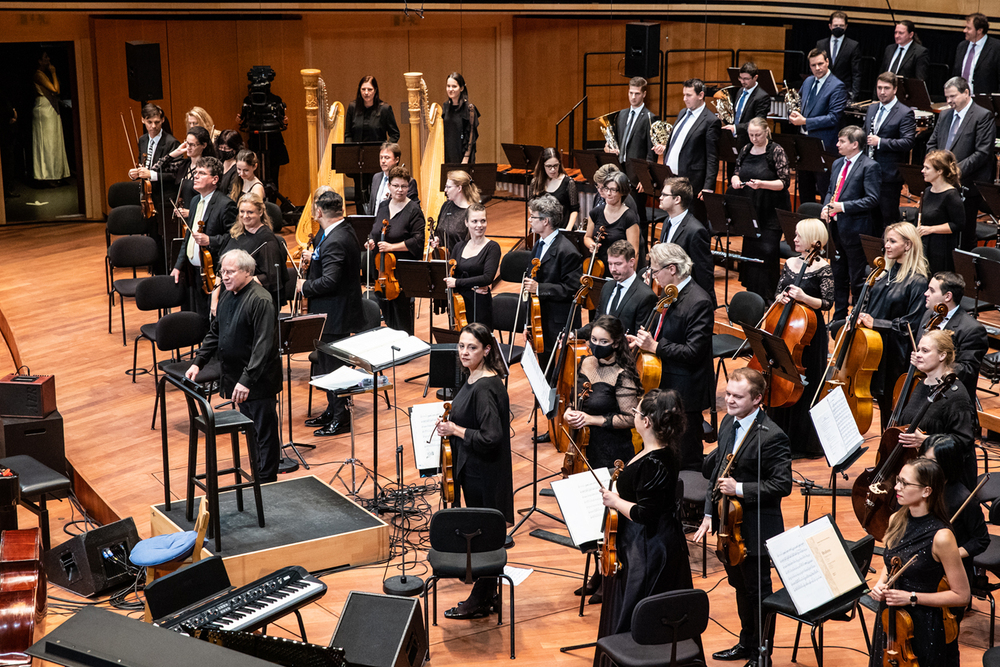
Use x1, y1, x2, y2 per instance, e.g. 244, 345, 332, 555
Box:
597, 388, 692, 638
584, 170, 641, 264
435, 323, 513, 619
918, 150, 964, 274
530, 148, 579, 231
432, 170, 480, 254
856, 222, 930, 429
445, 204, 500, 330
868, 457, 970, 667
366, 165, 425, 334
770, 218, 833, 459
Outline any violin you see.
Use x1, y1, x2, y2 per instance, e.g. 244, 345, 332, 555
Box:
812, 257, 886, 434
881, 556, 919, 667
437, 403, 455, 505
582, 227, 607, 310
601, 460, 626, 576
447, 259, 468, 332
546, 275, 595, 453
889, 303, 948, 422
561, 382, 593, 478
194, 219, 217, 295
937, 474, 989, 643
852, 372, 958, 541
714, 452, 747, 567
747, 244, 821, 407
634, 286, 680, 393
121, 111, 156, 219
523, 258, 543, 353
374, 221, 401, 301
425, 217, 448, 261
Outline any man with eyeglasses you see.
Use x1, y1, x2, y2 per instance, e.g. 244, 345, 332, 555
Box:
186, 249, 283, 483
656, 176, 715, 306
627, 242, 713, 471
170, 156, 238, 318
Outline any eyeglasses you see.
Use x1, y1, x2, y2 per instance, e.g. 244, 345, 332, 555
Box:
528, 215, 545, 222
895, 478, 926, 489
389, 183, 408, 190
544, 162, 561, 169
599, 185, 620, 193
219, 269, 243, 278
631, 406, 647, 419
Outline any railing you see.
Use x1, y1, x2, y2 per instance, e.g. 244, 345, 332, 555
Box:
733, 49, 805, 88
661, 48, 736, 113
555, 95, 587, 158
582, 50, 664, 148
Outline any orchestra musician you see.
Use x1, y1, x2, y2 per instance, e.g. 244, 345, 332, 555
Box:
722, 62, 772, 150
868, 458, 970, 667
769, 218, 834, 460
589, 164, 639, 219
656, 177, 715, 306
186, 249, 283, 484
584, 170, 640, 263
789, 49, 848, 204
185, 106, 218, 140
229, 149, 266, 203
445, 203, 500, 330
365, 165, 425, 335
443, 72, 480, 165
605, 76, 660, 237
628, 243, 713, 470
897, 330, 978, 490
299, 190, 365, 437
864, 72, 916, 233
693, 368, 791, 667
368, 142, 419, 215
345, 75, 401, 208
921, 434, 991, 667
918, 151, 964, 274
578, 240, 656, 339
128, 102, 180, 272
214, 129, 244, 198
953, 13, 1000, 96
432, 170, 479, 254
144, 125, 216, 224
856, 222, 929, 429
214, 193, 286, 311
881, 21, 930, 82
662, 78, 721, 198
817, 11, 862, 102
531, 148, 579, 231
596, 388, 693, 637
917, 272, 988, 402
435, 323, 513, 619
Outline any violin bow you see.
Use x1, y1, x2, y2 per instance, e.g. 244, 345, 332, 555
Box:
119, 113, 139, 170
885, 554, 919, 589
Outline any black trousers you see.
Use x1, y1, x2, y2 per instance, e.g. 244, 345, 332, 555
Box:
318, 332, 349, 421
238, 396, 281, 484
876, 180, 903, 237
723, 553, 774, 654
829, 221, 868, 321
680, 410, 704, 471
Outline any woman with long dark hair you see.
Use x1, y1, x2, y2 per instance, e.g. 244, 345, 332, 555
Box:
443, 72, 480, 164
229, 149, 266, 202
346, 75, 400, 208
214, 129, 244, 197
918, 150, 964, 274
531, 148, 579, 231
31, 51, 69, 185
435, 323, 513, 619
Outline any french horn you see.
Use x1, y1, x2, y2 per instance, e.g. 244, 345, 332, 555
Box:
713, 88, 736, 125
650, 120, 672, 146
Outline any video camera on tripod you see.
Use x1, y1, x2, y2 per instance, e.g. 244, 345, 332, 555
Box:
240, 66, 287, 134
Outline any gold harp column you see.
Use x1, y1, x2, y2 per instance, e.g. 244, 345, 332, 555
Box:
301, 69, 321, 196
404, 72, 423, 190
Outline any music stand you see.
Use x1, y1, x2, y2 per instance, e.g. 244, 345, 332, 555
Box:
501, 144, 544, 234
573, 149, 619, 184
278, 314, 327, 471
721, 194, 764, 306
440, 162, 498, 200
898, 78, 933, 112
728, 67, 779, 97
859, 234, 884, 268
718, 130, 740, 166
739, 325, 801, 409
795, 135, 835, 174
394, 258, 448, 385
345, 215, 376, 247
976, 182, 1000, 221
331, 142, 383, 212
898, 164, 927, 200
954, 249, 1000, 315
562, 229, 589, 256
775, 209, 805, 249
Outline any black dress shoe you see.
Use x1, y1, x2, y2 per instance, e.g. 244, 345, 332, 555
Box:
713, 645, 752, 661
532, 431, 551, 443
304, 411, 334, 428
314, 420, 350, 437
573, 572, 602, 596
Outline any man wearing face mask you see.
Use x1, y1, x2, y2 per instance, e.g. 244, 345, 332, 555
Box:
816, 11, 862, 102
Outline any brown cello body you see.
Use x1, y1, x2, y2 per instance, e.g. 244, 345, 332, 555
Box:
0, 528, 45, 667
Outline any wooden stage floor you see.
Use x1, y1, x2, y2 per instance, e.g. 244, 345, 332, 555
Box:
1, 201, 997, 667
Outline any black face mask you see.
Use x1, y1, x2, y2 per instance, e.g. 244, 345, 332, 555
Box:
831, 26, 846, 38
217, 147, 235, 160
589, 342, 615, 360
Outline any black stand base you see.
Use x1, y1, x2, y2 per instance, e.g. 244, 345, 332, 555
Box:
383, 574, 425, 597
435, 387, 456, 401
278, 456, 299, 474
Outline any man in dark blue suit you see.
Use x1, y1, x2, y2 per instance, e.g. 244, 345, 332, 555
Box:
789, 49, 849, 204
864, 72, 916, 234
822, 126, 882, 320
722, 62, 772, 151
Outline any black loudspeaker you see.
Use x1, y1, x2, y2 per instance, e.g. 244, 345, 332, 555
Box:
624, 22, 661, 80
43, 518, 140, 597
331, 591, 426, 667
125, 41, 163, 103
0, 411, 66, 474
427, 344, 462, 390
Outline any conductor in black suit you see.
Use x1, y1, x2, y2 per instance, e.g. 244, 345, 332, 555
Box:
522, 194, 582, 366
171, 156, 238, 318
656, 176, 716, 306
605, 76, 660, 234
917, 272, 988, 401
578, 240, 657, 339
816, 11, 862, 101
298, 190, 365, 437
694, 368, 791, 667
864, 72, 916, 233
367, 142, 419, 215
954, 13, 1000, 95
628, 243, 714, 471
926, 76, 997, 250
881, 21, 930, 82
663, 78, 721, 196
822, 125, 882, 321
722, 62, 772, 151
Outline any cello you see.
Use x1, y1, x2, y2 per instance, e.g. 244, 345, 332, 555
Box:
0, 527, 46, 666
634, 286, 680, 393
888, 304, 948, 425
746, 243, 821, 408
447, 259, 468, 332
374, 222, 401, 301
714, 453, 747, 567
811, 257, 886, 434
582, 227, 607, 310
546, 276, 595, 453
881, 555, 919, 667
852, 372, 958, 541
436, 403, 454, 505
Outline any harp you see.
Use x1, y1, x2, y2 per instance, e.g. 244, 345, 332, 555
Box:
405, 72, 446, 258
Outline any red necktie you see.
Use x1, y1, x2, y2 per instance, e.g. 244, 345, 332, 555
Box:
831, 159, 851, 217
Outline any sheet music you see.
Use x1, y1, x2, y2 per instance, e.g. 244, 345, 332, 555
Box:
309, 366, 372, 392
551, 468, 613, 547
521, 345, 557, 414
809, 385, 864, 468
408, 402, 447, 471
329, 327, 430, 369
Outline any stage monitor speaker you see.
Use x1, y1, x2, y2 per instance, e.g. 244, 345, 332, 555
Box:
331, 591, 426, 667
125, 41, 163, 103
428, 344, 462, 390
0, 410, 66, 475
624, 22, 660, 80
43, 518, 140, 597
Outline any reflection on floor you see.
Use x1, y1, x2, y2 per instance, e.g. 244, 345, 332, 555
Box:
4, 175, 81, 222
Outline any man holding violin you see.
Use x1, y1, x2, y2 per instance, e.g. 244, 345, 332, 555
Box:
693, 368, 791, 667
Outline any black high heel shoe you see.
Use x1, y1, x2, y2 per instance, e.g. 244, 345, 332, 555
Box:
443, 598, 494, 619
573, 572, 602, 596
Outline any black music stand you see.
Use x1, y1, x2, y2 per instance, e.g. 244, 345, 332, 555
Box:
395, 259, 448, 384
954, 249, 1000, 315
899, 77, 933, 112
859, 234, 884, 268
573, 149, 619, 184
278, 314, 327, 471
501, 143, 544, 236
898, 164, 927, 200
775, 209, 805, 248
739, 325, 801, 409
977, 182, 1000, 222
563, 229, 589, 256
345, 215, 375, 245
795, 135, 835, 175
331, 142, 382, 212
718, 129, 740, 166
440, 162, 499, 200
710, 193, 763, 307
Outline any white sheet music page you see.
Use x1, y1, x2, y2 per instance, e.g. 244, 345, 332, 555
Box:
809, 385, 864, 468
408, 402, 447, 471
331, 327, 430, 368
551, 467, 612, 547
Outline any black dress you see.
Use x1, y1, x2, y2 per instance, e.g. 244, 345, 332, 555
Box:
920, 187, 964, 274
729, 142, 791, 302
588, 204, 638, 264
531, 176, 580, 229
596, 446, 693, 641
218, 226, 287, 307
942, 480, 990, 667
452, 238, 501, 330
370, 199, 425, 334
443, 99, 480, 164
869, 513, 949, 667
344, 101, 400, 143
899, 380, 978, 489
576, 356, 642, 470
769, 261, 834, 457
435, 200, 470, 253
449, 374, 514, 523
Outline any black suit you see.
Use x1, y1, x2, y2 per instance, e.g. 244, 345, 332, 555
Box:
954, 36, 1000, 95
664, 106, 721, 193
917, 306, 988, 401
302, 219, 366, 421
614, 105, 658, 229
703, 409, 791, 652
173, 190, 238, 317
367, 171, 420, 216
927, 102, 997, 249
578, 274, 657, 340
864, 100, 916, 231
880, 42, 930, 81
137, 131, 180, 272
730, 85, 771, 149
652, 279, 714, 470
818, 35, 862, 101
535, 232, 583, 363
658, 210, 716, 306
823, 152, 881, 320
